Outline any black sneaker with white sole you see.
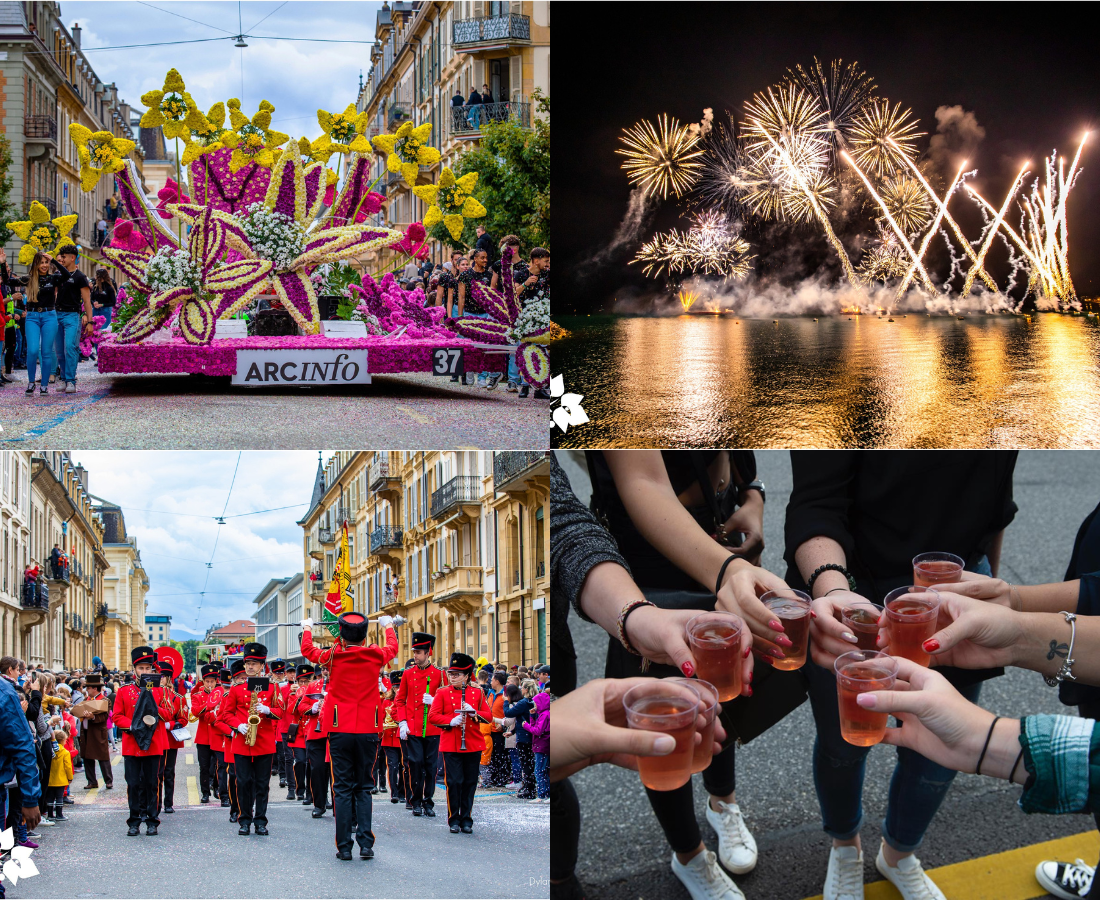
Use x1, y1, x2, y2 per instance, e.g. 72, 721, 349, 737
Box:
1036, 858, 1095, 899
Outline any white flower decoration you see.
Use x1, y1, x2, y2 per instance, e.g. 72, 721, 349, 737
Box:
550, 374, 589, 433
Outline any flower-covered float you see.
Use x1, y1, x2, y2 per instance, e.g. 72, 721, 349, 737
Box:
12, 68, 547, 388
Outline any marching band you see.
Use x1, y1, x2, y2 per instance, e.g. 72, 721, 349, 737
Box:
107, 624, 503, 855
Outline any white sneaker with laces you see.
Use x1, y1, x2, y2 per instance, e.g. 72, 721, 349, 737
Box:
705, 800, 758, 874
874, 845, 946, 900
1036, 858, 1095, 899
824, 845, 864, 900
670, 849, 745, 900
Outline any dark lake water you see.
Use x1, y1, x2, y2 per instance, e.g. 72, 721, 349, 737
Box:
552, 313, 1100, 448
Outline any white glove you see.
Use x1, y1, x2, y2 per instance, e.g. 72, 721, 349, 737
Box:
422, 693, 433, 705
461, 702, 476, 713
378, 615, 394, 628
256, 703, 270, 715
493, 717, 505, 727
237, 723, 248, 735
165, 721, 172, 730
300, 618, 313, 630
449, 714, 463, 727
398, 721, 409, 741
311, 701, 321, 714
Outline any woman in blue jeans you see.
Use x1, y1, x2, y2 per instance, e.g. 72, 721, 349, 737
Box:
786, 451, 1019, 900
23, 251, 59, 394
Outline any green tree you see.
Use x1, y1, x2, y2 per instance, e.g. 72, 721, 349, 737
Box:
428, 90, 550, 253
171, 639, 201, 672
0, 134, 17, 246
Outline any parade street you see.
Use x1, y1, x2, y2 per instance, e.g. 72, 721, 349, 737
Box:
14, 725, 550, 899
0, 361, 546, 449
557, 449, 1100, 900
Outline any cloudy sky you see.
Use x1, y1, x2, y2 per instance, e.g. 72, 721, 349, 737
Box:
73, 450, 322, 639
64, 1, 385, 144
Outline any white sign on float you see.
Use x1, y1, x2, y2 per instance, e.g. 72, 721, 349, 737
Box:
232, 350, 371, 386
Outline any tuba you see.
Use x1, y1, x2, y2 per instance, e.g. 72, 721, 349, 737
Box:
245, 687, 262, 746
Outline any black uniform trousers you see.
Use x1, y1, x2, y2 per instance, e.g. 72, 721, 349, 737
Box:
384, 746, 406, 801
306, 738, 330, 811
196, 743, 215, 798
373, 742, 387, 791
404, 734, 439, 809
292, 746, 309, 800
214, 749, 228, 802
442, 752, 480, 829
273, 740, 286, 783
123, 755, 161, 828
83, 754, 113, 788
329, 732, 379, 853
233, 753, 273, 828
161, 748, 178, 810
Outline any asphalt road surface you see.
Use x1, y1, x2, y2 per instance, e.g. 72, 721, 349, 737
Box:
556, 449, 1100, 900
14, 726, 549, 899
0, 359, 547, 449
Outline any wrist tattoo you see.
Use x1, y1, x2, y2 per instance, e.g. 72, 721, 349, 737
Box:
1047, 639, 1069, 661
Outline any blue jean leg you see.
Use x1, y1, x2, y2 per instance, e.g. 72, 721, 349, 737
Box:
24, 310, 58, 387
465, 311, 495, 379
56, 311, 81, 382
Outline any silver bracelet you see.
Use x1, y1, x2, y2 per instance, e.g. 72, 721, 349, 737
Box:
1043, 611, 1078, 686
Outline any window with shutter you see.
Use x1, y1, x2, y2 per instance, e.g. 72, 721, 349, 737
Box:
510, 55, 523, 101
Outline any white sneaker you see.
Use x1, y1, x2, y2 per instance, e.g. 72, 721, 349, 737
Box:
505, 781, 521, 789
824, 845, 864, 900
528, 797, 542, 804
37, 817, 55, 826
1036, 858, 1095, 899
875, 845, 946, 900
671, 849, 745, 900
705, 800, 758, 874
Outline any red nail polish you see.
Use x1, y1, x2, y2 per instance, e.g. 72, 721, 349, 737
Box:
923, 639, 940, 653
681, 662, 695, 678
744, 685, 753, 697
809, 610, 818, 619
747, 670, 753, 684
769, 620, 783, 631
776, 635, 793, 648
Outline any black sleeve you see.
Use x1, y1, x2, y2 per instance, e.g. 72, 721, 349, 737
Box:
26, 688, 42, 723
783, 451, 860, 576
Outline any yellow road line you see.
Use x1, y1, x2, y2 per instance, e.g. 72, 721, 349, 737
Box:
79, 788, 98, 804
111, 755, 121, 766
395, 404, 432, 425
802, 831, 1100, 900
186, 754, 194, 765
187, 775, 200, 806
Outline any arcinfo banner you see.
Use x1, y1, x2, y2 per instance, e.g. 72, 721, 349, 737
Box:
232, 350, 371, 386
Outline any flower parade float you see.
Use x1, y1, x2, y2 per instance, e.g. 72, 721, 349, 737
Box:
10, 69, 546, 388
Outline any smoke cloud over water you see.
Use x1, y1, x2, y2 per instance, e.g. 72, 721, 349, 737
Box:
928, 105, 987, 175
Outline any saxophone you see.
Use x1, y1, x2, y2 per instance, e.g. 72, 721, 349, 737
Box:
245, 687, 262, 747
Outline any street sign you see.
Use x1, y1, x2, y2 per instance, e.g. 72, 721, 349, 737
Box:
431, 347, 465, 377
232, 350, 371, 386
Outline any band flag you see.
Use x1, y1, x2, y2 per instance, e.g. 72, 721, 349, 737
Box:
323, 520, 353, 637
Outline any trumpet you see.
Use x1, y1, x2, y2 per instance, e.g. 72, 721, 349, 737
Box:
245, 687, 261, 747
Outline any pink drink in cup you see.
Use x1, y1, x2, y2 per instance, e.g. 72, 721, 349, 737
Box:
912, 551, 964, 587
622, 680, 702, 792
759, 590, 812, 670
884, 586, 941, 666
841, 602, 884, 652
669, 678, 718, 774
835, 650, 898, 747
685, 612, 744, 702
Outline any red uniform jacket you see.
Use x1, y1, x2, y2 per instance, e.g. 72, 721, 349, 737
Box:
217, 682, 283, 757
163, 690, 189, 749
300, 628, 399, 735
190, 686, 222, 746
296, 678, 329, 742
112, 683, 173, 757
276, 682, 293, 737
392, 663, 444, 737
285, 685, 310, 749
428, 684, 494, 754
380, 698, 401, 748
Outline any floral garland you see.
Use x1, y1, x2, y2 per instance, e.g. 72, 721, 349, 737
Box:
511, 294, 551, 343
145, 247, 204, 296
237, 202, 306, 270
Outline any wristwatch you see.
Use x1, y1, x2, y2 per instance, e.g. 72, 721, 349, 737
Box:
738, 479, 766, 504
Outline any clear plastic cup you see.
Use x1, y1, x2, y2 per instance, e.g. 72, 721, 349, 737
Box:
669, 677, 718, 773
840, 601, 884, 652
884, 585, 941, 666
912, 551, 964, 587
685, 611, 745, 701
835, 650, 899, 746
622, 679, 703, 792
759, 589, 812, 670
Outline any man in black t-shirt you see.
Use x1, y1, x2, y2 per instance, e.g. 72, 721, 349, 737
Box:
489, 236, 527, 294
53, 245, 93, 394
517, 248, 549, 306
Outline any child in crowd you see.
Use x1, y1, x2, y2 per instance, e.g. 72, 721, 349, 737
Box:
47, 727, 74, 820
524, 691, 550, 803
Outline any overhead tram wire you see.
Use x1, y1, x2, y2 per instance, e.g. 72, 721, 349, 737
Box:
194, 452, 242, 631
80, 35, 376, 52
135, 1, 238, 35
109, 503, 307, 519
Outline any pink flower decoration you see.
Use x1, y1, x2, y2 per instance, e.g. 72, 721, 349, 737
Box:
407, 222, 426, 243
80, 315, 108, 356
387, 221, 430, 260
110, 219, 149, 252
156, 177, 191, 220
324, 183, 336, 206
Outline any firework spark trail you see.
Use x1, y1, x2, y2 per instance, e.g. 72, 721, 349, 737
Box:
895, 161, 969, 298
679, 289, 699, 312
960, 162, 1031, 298
890, 142, 998, 293
787, 58, 877, 166
617, 114, 705, 200
965, 185, 1050, 289
842, 150, 936, 293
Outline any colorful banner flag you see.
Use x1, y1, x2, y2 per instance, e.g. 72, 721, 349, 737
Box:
323, 520, 353, 637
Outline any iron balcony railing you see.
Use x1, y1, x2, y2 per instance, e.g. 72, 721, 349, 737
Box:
336, 505, 357, 526
309, 577, 328, 595
318, 527, 335, 545
449, 100, 531, 138
370, 526, 404, 554
431, 476, 481, 518
25, 196, 58, 217
369, 458, 396, 491
22, 582, 48, 609
24, 114, 58, 141
453, 13, 531, 45
494, 451, 548, 488
46, 565, 70, 585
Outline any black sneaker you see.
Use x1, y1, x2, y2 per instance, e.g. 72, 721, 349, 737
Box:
25, 383, 34, 394
145, 824, 158, 836
534, 388, 551, 399
423, 806, 436, 818
518, 385, 529, 398
485, 373, 503, 390
360, 847, 374, 859
336, 848, 352, 861
127, 825, 140, 836
39, 385, 48, 394
1036, 859, 1095, 899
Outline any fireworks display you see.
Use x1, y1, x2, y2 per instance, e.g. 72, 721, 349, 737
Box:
623, 57, 1088, 310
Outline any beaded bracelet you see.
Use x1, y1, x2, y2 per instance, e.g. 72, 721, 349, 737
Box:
618, 598, 656, 664
806, 563, 857, 596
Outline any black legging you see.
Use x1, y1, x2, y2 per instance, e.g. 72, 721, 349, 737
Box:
550, 644, 580, 884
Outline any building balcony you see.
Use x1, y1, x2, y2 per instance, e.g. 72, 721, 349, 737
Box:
387, 102, 412, 129
370, 526, 404, 556
318, 527, 336, 546
431, 475, 481, 520
44, 565, 71, 588
448, 100, 531, 140
493, 451, 551, 493
25, 114, 58, 144
309, 577, 328, 597
307, 535, 324, 560
24, 196, 58, 217
453, 13, 531, 49
22, 582, 49, 610
336, 505, 357, 526
369, 458, 401, 496
432, 566, 484, 615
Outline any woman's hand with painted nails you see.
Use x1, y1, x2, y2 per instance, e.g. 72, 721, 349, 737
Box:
809, 590, 867, 668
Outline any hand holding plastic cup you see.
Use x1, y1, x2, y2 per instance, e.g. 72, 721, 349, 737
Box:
622, 679, 708, 792
840, 601, 884, 652
757, 589, 812, 670
835, 650, 899, 746
669, 677, 719, 773
884, 586, 941, 666
685, 611, 745, 701
913, 552, 964, 587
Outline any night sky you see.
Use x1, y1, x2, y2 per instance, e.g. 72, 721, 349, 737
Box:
558, 3, 1100, 312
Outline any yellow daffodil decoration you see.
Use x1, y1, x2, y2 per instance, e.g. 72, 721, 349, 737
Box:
372, 121, 441, 187
181, 102, 239, 166
139, 68, 206, 140
298, 135, 335, 167
69, 124, 135, 192
5, 202, 79, 265
317, 104, 371, 154
413, 167, 486, 241
226, 98, 290, 173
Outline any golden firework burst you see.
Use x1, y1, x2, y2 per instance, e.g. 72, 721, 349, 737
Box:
617, 114, 705, 200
